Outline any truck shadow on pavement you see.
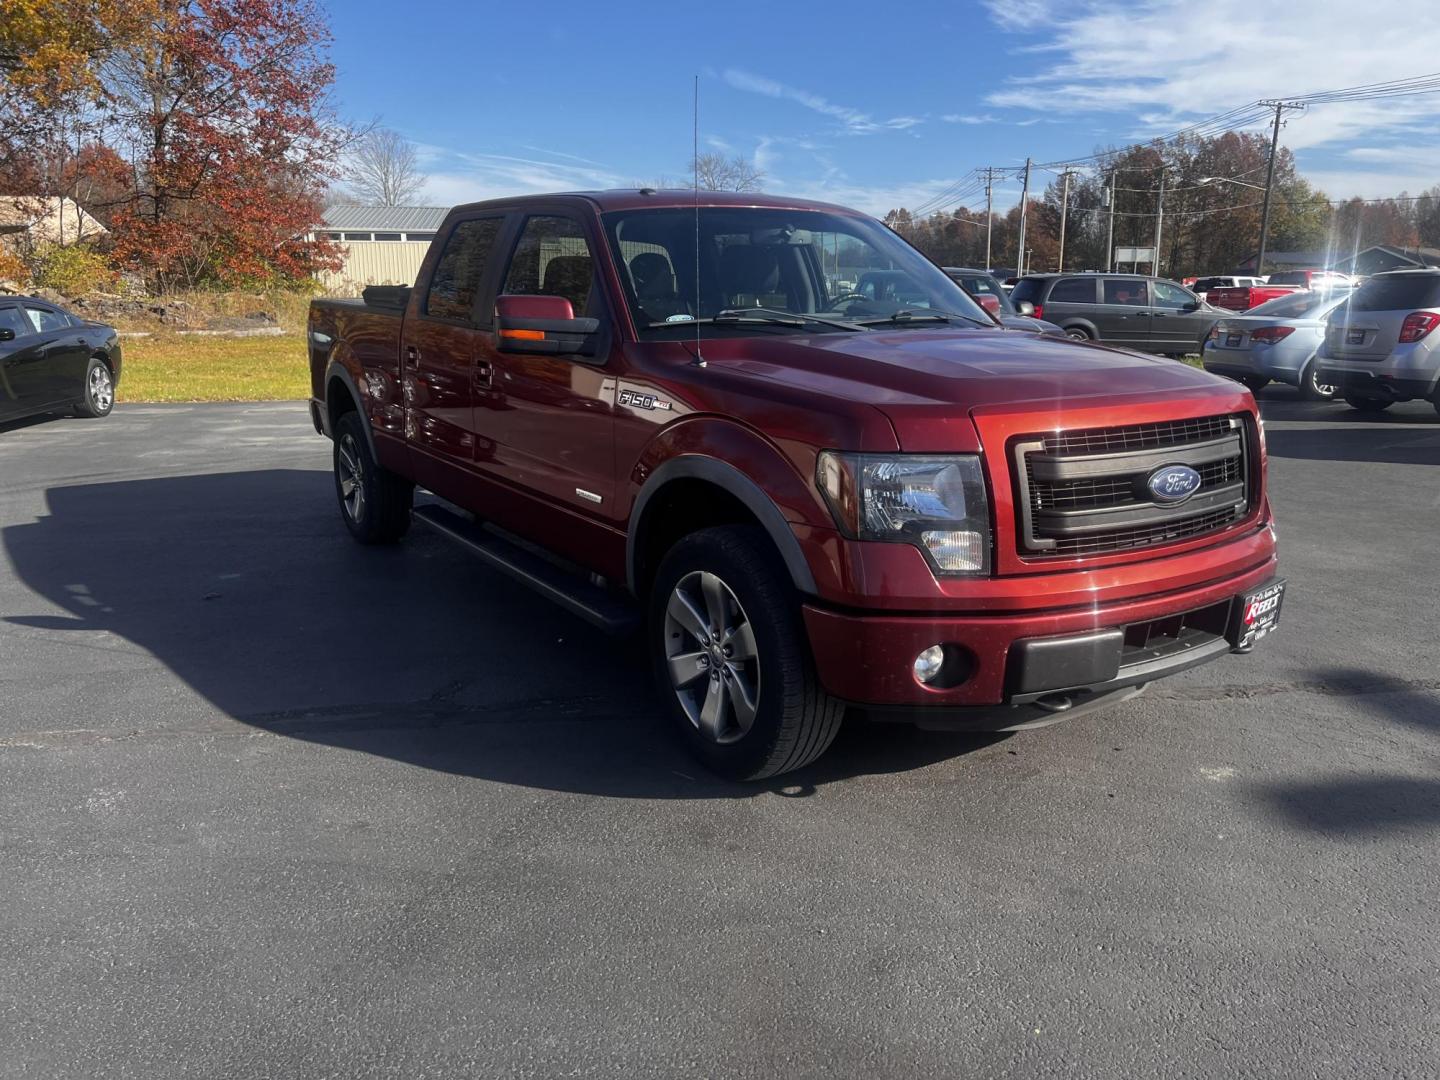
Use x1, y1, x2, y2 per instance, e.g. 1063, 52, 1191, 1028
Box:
1245, 669, 1440, 835
3, 468, 1003, 797
1261, 416, 1440, 465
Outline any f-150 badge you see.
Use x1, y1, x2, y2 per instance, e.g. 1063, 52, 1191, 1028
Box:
618, 389, 672, 411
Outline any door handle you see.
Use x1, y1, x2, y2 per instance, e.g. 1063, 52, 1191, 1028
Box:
406, 345, 421, 363
474, 361, 492, 388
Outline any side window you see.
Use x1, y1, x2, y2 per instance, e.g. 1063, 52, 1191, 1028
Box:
25, 307, 69, 332
0, 306, 32, 338
1048, 277, 1097, 304
502, 215, 597, 317
1152, 281, 1196, 309
426, 217, 504, 321
1103, 279, 1148, 306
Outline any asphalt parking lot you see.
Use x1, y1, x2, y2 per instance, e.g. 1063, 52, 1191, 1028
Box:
2, 393, 1438, 1079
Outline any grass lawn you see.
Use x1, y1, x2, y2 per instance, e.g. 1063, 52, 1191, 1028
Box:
116, 333, 309, 402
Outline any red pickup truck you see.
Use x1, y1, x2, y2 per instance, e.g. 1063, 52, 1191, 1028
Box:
1206, 283, 1302, 311
307, 190, 1283, 779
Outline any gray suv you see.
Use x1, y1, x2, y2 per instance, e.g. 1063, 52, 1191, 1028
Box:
1315, 269, 1440, 415
1008, 273, 1219, 357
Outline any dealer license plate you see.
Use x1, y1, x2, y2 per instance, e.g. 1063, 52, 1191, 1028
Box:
1347, 329, 1365, 345
1226, 332, 1242, 347
1232, 580, 1285, 651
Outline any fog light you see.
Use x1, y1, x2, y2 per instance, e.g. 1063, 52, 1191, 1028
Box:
914, 645, 946, 685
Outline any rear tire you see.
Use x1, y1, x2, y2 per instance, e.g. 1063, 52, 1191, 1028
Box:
1297, 359, 1336, 401
649, 525, 843, 781
1344, 395, 1392, 413
1064, 326, 1092, 342
73, 357, 114, 418
334, 410, 412, 544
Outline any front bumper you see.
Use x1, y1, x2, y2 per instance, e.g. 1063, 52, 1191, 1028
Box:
802, 555, 1279, 726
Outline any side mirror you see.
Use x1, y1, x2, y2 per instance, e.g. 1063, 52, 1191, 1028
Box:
0, 328, 13, 342
495, 294, 600, 357
1015, 300, 1036, 317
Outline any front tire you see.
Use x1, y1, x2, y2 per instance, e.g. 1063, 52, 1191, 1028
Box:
73, 357, 114, 418
1345, 395, 1392, 413
333, 410, 412, 544
650, 526, 843, 781
1297, 359, 1336, 401
1064, 326, 1092, 342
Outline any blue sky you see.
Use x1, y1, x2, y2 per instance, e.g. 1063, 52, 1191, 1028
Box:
325, 0, 1440, 215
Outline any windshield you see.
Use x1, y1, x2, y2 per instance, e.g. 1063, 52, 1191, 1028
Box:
601, 206, 990, 339
1248, 292, 1348, 320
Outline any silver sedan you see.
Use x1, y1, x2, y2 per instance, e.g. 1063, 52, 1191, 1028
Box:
1201, 291, 1350, 400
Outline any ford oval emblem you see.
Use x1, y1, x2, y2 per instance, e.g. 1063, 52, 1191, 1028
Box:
1147, 464, 1203, 503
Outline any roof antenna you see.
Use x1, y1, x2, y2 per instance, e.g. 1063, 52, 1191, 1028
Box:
691, 73, 705, 368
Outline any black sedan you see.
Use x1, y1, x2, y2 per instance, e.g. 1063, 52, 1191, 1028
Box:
0, 296, 121, 424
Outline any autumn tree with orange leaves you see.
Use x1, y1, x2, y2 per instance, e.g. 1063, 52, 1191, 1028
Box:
1, 0, 344, 288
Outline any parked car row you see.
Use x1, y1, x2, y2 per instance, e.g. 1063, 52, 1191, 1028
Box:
1008, 272, 1219, 356
0, 296, 121, 424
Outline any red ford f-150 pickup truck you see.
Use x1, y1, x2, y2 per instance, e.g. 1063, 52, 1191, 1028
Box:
308, 190, 1283, 779
1206, 283, 1302, 311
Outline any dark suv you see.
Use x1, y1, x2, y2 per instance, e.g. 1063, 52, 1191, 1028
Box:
1010, 273, 1219, 357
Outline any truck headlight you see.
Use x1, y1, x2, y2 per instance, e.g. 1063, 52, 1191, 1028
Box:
815, 452, 991, 575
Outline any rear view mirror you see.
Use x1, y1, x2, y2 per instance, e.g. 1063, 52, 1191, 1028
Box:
1015, 301, 1036, 317
495, 294, 600, 357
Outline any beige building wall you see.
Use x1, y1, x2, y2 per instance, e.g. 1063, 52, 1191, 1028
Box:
319, 241, 429, 293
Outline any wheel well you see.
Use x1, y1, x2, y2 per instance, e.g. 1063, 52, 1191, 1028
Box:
632, 478, 765, 597
327, 374, 359, 430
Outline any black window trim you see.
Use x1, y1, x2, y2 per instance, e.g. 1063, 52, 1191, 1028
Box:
419, 211, 514, 328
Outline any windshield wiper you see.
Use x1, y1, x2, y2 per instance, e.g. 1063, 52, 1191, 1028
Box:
856, 309, 991, 329
710, 307, 866, 331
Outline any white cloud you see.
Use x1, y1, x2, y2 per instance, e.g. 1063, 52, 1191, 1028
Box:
980, 0, 1440, 161
722, 68, 925, 135
942, 113, 999, 125
418, 150, 623, 205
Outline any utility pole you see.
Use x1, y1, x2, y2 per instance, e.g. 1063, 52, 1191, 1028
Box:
1105, 170, 1117, 271
1152, 172, 1165, 276
1256, 100, 1305, 278
1016, 158, 1031, 277
1057, 169, 1076, 272
982, 167, 998, 271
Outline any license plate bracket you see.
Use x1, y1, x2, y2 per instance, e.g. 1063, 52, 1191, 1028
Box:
1230, 579, 1285, 652
1346, 329, 1365, 345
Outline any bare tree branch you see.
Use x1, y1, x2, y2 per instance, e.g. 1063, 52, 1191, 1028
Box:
691, 152, 764, 193
345, 127, 424, 206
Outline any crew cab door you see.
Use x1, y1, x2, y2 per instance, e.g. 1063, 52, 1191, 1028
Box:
400, 213, 507, 499
481, 212, 617, 526
1096, 278, 1151, 345
1146, 279, 1212, 353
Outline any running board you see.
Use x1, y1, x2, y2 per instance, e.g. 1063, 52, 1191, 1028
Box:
411, 504, 640, 636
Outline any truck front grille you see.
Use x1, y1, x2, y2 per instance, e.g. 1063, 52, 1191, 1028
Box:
1012, 414, 1251, 558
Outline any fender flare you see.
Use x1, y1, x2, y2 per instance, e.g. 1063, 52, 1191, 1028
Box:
322, 361, 378, 461
626, 456, 818, 597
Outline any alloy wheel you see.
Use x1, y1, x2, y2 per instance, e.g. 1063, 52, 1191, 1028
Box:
337, 433, 366, 524
1310, 368, 1336, 398
89, 364, 114, 412
663, 570, 760, 745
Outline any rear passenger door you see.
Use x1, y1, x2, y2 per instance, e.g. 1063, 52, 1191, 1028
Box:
481, 212, 617, 523
1039, 276, 1099, 333
1096, 278, 1151, 346
402, 213, 508, 498
26, 304, 89, 402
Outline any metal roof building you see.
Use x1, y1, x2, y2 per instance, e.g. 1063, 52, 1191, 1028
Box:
315, 206, 450, 291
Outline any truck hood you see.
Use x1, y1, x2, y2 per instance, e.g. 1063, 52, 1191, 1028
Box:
705, 326, 1235, 415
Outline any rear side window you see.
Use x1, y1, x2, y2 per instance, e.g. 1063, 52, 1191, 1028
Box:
1102, 279, 1147, 306
0, 306, 32, 338
1350, 275, 1440, 312
1008, 278, 1042, 305
25, 306, 70, 332
1267, 271, 1306, 286
1049, 277, 1097, 304
502, 215, 598, 317
426, 217, 504, 321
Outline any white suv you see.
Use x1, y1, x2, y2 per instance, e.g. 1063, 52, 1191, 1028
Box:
1315, 269, 1440, 415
